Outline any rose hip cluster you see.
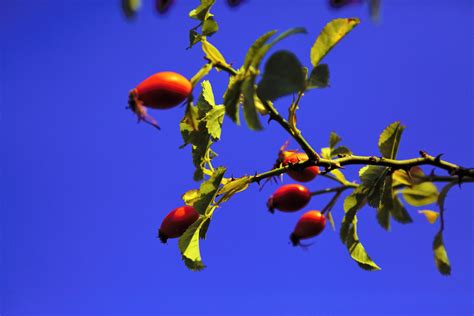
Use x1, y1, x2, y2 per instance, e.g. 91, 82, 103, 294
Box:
268, 147, 326, 246
128, 71, 325, 246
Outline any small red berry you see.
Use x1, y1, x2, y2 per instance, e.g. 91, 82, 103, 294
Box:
267, 184, 311, 213
290, 210, 326, 246
128, 71, 192, 129
283, 152, 320, 183
158, 205, 199, 243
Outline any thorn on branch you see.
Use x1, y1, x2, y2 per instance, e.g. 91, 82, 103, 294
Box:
435, 154, 444, 163
419, 150, 428, 158
369, 156, 377, 162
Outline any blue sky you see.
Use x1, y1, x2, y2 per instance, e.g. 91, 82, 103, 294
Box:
1, 1, 473, 315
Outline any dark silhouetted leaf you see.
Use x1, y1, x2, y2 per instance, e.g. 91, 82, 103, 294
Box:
433, 231, 451, 275
202, 17, 219, 36
122, 0, 141, 19
329, 131, 342, 149
308, 64, 330, 88
257, 50, 305, 101
241, 79, 263, 130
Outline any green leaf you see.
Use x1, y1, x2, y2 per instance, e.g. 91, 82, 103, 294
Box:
346, 218, 381, 271
437, 181, 456, 212
329, 131, 342, 149
190, 63, 213, 87
330, 169, 348, 184
402, 182, 439, 206
378, 121, 405, 159
340, 188, 381, 271
433, 231, 451, 275
251, 27, 307, 70
307, 64, 330, 88
376, 175, 393, 230
321, 147, 332, 160
257, 50, 305, 101
310, 18, 360, 67
202, 39, 230, 70
359, 165, 389, 208
332, 146, 352, 157
189, 0, 215, 21
204, 105, 225, 140
121, 0, 141, 19
202, 17, 218, 36
392, 169, 414, 186
188, 30, 202, 49
180, 103, 200, 147
241, 79, 263, 130
391, 195, 413, 224
243, 30, 277, 70
217, 176, 251, 204
223, 71, 245, 125
193, 167, 226, 215
340, 186, 367, 242
178, 216, 208, 271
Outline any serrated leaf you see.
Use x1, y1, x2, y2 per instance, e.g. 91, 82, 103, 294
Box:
359, 165, 389, 208
307, 64, 330, 88
329, 132, 342, 149
346, 219, 381, 271
223, 71, 245, 125
310, 18, 360, 66
180, 104, 200, 146
217, 176, 251, 204
202, 39, 230, 70
241, 78, 263, 131
340, 186, 367, 242
190, 63, 213, 87
378, 121, 405, 159
204, 105, 225, 140
433, 231, 451, 275
178, 216, 208, 271
391, 196, 413, 224
402, 182, 439, 206
332, 146, 352, 157
418, 210, 439, 224
189, 0, 215, 21
193, 167, 226, 214
257, 50, 305, 101
202, 17, 218, 36
377, 175, 393, 230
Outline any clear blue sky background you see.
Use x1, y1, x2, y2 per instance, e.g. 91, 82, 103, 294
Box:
1, 1, 473, 315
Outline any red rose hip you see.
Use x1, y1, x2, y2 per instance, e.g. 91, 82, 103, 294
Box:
158, 205, 199, 243
282, 152, 320, 183
128, 71, 192, 129
290, 210, 326, 246
267, 184, 311, 213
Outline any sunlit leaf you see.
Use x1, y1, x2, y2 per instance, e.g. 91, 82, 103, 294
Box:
217, 176, 251, 204
321, 147, 332, 160
193, 167, 226, 214
402, 182, 439, 206
257, 50, 305, 101
418, 210, 439, 224
182, 189, 200, 206
378, 121, 405, 159
310, 18, 360, 67
392, 169, 413, 187
205, 105, 225, 140
340, 186, 367, 242
243, 30, 277, 70
178, 216, 207, 271
376, 175, 393, 230
202, 39, 230, 70
330, 169, 348, 184
359, 165, 389, 208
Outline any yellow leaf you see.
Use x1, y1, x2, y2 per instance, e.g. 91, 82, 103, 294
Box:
418, 210, 439, 224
